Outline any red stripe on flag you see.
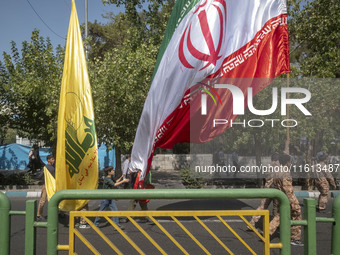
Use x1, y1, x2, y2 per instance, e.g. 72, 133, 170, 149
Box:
144, 14, 289, 174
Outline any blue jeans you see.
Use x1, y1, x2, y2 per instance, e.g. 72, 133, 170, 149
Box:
93, 199, 119, 226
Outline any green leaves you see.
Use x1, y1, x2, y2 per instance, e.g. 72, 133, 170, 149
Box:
89, 42, 158, 153
0, 30, 63, 146
289, 0, 340, 78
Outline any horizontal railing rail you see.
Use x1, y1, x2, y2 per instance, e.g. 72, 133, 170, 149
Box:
47, 188, 292, 255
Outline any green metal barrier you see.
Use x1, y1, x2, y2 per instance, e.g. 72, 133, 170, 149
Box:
0, 196, 46, 255
25, 200, 37, 255
289, 197, 340, 255
332, 195, 340, 255
47, 188, 292, 255
303, 198, 317, 255
1, 189, 338, 254
0, 192, 10, 255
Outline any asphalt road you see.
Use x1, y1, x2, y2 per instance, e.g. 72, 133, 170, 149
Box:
8, 196, 335, 255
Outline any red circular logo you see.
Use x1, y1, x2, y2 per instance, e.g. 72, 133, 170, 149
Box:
179, 0, 227, 71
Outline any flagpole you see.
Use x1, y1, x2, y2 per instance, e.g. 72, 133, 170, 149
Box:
85, 0, 88, 59
285, 73, 290, 154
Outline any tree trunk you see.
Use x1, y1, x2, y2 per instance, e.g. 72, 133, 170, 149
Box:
115, 147, 122, 177
305, 140, 315, 191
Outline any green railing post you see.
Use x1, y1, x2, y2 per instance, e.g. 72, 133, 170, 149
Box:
278, 194, 291, 255
303, 198, 317, 255
25, 200, 37, 255
332, 195, 340, 255
0, 192, 11, 255
47, 188, 291, 255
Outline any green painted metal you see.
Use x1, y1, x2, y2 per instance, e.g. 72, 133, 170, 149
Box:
34, 222, 48, 228
9, 211, 26, 215
291, 220, 307, 226
47, 188, 292, 255
25, 200, 37, 255
315, 217, 335, 223
332, 195, 340, 255
0, 192, 11, 255
303, 198, 317, 255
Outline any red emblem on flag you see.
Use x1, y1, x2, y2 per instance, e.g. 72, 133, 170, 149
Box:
179, 0, 227, 71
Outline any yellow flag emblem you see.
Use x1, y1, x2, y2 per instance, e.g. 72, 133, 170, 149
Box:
55, 0, 98, 211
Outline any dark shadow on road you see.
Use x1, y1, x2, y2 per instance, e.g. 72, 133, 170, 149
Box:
156, 199, 250, 211
155, 199, 257, 221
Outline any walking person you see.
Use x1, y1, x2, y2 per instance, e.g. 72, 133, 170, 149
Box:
126, 170, 154, 223
248, 152, 280, 228
27, 144, 44, 174
37, 154, 55, 221
93, 166, 129, 229
314, 152, 337, 212
269, 154, 303, 246
122, 155, 131, 189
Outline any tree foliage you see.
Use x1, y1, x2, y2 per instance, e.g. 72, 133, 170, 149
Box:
0, 30, 64, 146
85, 0, 173, 155
0, 0, 338, 162
289, 0, 340, 77
85, 13, 131, 61
89, 43, 158, 153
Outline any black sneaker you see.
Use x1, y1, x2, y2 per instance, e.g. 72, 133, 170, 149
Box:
36, 216, 44, 222
135, 218, 148, 223
120, 218, 129, 223
291, 240, 304, 246
117, 224, 125, 230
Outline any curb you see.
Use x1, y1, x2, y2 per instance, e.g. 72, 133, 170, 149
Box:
293, 191, 340, 198
1, 190, 42, 198
2, 189, 340, 198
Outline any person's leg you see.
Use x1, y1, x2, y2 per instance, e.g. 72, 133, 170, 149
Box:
37, 186, 47, 218
269, 196, 283, 235
250, 198, 272, 226
137, 201, 149, 223
269, 214, 280, 235
139, 201, 148, 211
94, 200, 109, 226
272, 199, 279, 216
108, 200, 119, 224
316, 179, 329, 210
291, 202, 302, 244
79, 204, 89, 225
128, 200, 137, 211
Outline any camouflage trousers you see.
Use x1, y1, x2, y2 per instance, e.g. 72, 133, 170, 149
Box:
250, 198, 279, 226
315, 178, 329, 210
305, 178, 315, 191
269, 196, 302, 241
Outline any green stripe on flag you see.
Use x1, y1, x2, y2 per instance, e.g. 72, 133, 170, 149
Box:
152, 0, 200, 79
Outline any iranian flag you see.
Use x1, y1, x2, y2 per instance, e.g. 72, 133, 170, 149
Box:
131, 0, 290, 182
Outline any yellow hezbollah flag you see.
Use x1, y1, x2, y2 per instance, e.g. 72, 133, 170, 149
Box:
44, 167, 55, 201
55, 0, 98, 211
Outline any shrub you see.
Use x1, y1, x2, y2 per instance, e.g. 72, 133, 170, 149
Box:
0, 172, 35, 185
180, 168, 205, 189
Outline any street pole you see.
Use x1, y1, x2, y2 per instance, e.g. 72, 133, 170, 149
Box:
85, 0, 88, 59
285, 73, 290, 155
